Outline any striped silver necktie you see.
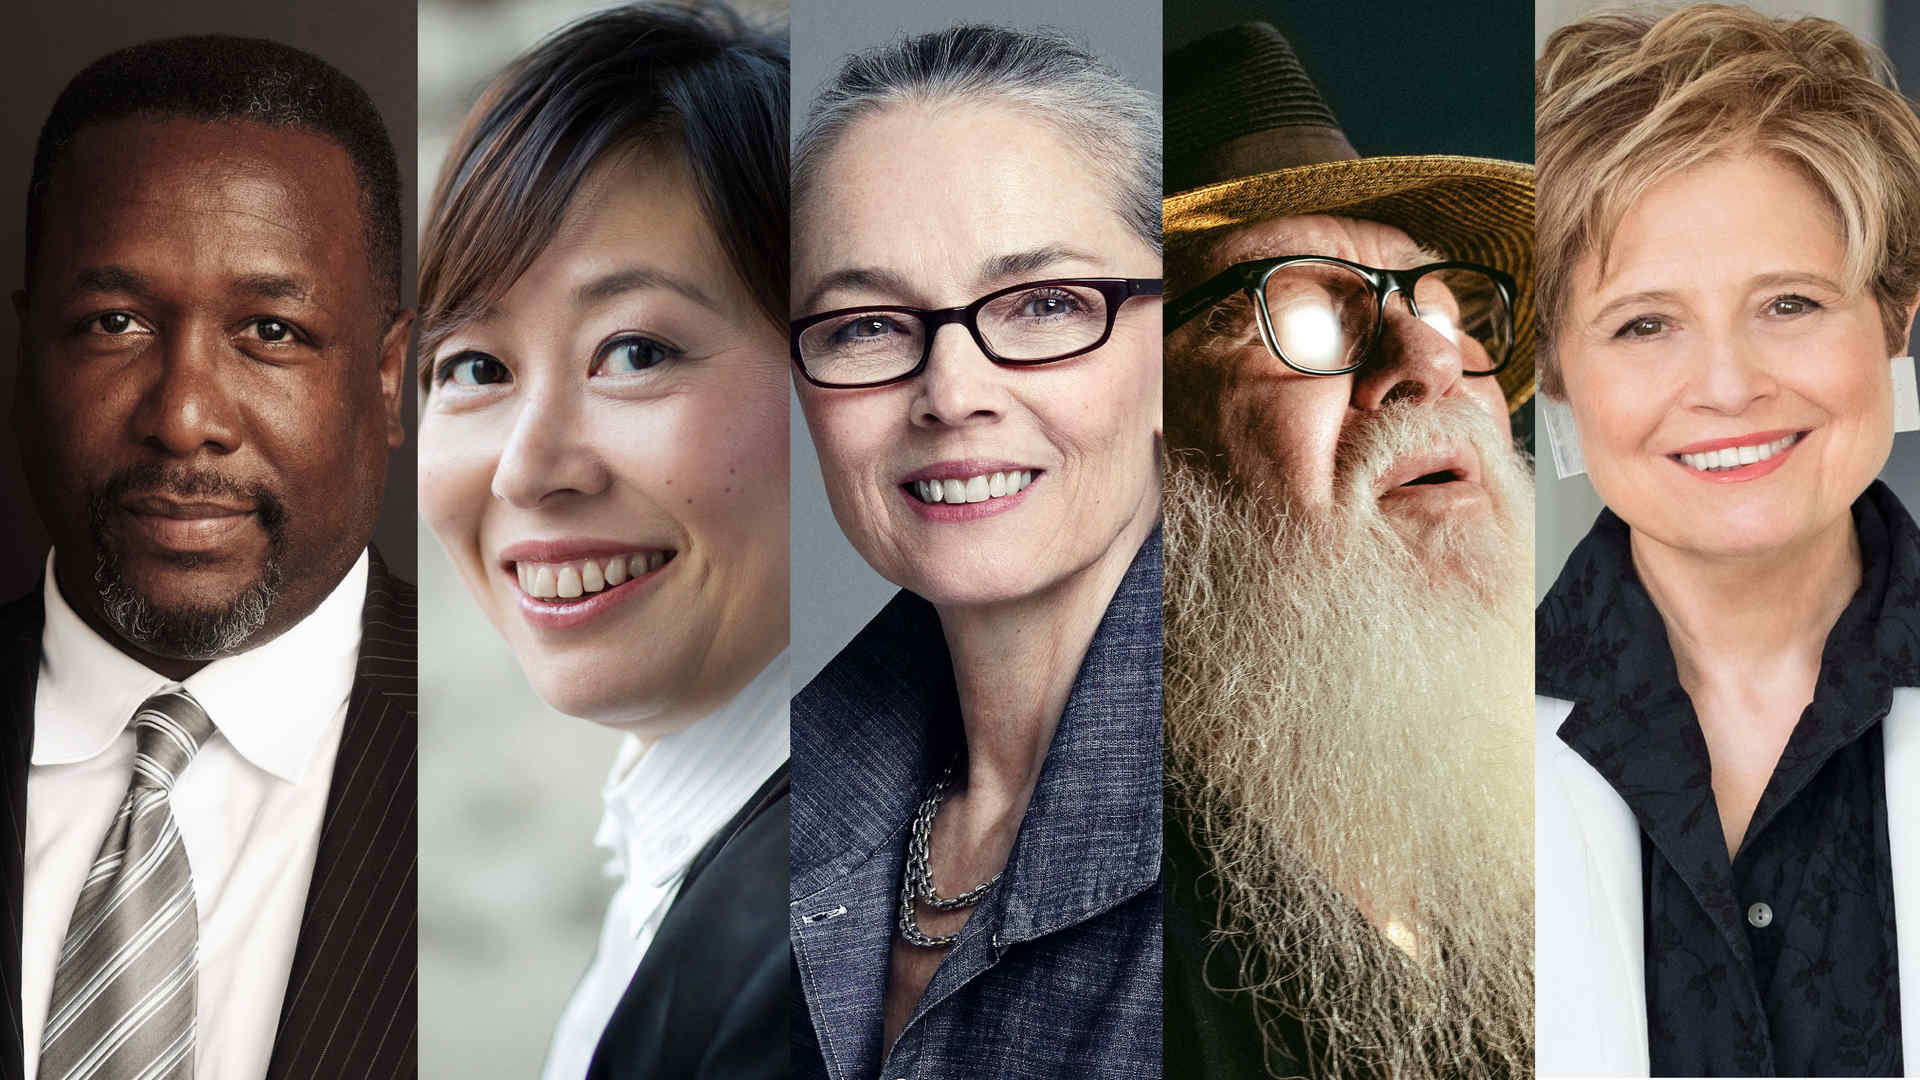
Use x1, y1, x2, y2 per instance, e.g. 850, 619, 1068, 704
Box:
38, 690, 214, 1080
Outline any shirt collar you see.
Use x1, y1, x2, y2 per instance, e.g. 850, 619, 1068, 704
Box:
996, 527, 1163, 942
34, 548, 368, 784
790, 527, 1163, 938
1538, 479, 1920, 708
1538, 481, 1920, 889
594, 650, 790, 923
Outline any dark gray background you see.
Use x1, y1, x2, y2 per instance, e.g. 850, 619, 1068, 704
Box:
790, 0, 1162, 686
0, 0, 418, 602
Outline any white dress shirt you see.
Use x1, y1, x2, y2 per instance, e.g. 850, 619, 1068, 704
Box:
540, 652, 791, 1080
23, 550, 366, 1080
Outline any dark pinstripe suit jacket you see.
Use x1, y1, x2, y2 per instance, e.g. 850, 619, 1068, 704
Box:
0, 551, 417, 1079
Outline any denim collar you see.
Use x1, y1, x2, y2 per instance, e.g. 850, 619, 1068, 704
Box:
790, 528, 1162, 1078
792, 525, 1162, 927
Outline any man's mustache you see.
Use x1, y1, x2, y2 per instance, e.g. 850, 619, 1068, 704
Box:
91, 463, 289, 536
1333, 397, 1513, 503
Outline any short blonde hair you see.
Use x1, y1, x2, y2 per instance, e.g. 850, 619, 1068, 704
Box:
1535, 4, 1920, 397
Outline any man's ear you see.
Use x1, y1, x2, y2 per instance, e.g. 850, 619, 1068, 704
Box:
379, 307, 414, 450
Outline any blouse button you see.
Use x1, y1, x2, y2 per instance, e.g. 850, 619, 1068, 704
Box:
1747, 901, 1774, 928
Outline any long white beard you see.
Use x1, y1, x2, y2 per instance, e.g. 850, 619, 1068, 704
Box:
1164, 397, 1536, 1078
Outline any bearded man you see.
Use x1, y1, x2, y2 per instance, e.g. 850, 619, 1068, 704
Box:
1159, 23, 1537, 1079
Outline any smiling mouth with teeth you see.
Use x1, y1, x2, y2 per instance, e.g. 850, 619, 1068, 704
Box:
1674, 432, 1804, 472
906, 470, 1037, 505
515, 550, 675, 600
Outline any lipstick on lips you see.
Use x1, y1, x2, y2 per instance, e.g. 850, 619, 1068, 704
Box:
899, 460, 1043, 522
1669, 428, 1807, 483
499, 539, 676, 629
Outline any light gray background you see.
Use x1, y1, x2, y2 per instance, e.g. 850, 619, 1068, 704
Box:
416, 2, 784, 1076
1534, 0, 1920, 598
790, 0, 1162, 686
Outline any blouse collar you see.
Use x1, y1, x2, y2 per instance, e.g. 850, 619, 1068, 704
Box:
595, 650, 790, 919
790, 527, 1163, 938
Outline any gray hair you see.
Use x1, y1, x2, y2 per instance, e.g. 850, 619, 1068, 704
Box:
794, 24, 1162, 254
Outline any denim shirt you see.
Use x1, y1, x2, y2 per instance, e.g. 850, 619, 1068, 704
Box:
790, 529, 1163, 1080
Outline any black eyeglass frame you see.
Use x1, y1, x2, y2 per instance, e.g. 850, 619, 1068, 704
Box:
1164, 255, 1517, 378
791, 276, 1164, 389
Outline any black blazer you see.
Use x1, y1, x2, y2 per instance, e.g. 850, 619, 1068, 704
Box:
0, 551, 417, 1079
587, 764, 789, 1079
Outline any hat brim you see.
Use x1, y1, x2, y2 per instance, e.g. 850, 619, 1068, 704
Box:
1165, 155, 1536, 413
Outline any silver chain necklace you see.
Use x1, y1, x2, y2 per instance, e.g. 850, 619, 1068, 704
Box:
897, 767, 1002, 948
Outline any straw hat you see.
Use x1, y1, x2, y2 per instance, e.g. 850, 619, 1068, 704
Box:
1165, 23, 1535, 411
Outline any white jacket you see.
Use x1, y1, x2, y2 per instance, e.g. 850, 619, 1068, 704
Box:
1535, 690, 1920, 1077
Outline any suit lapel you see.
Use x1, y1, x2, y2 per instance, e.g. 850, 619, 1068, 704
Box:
266, 553, 416, 1078
589, 766, 791, 1079
0, 591, 43, 1080
1536, 695, 1648, 1077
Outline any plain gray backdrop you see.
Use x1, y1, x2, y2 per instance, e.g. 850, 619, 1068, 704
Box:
789, 0, 1162, 686
0, 0, 418, 601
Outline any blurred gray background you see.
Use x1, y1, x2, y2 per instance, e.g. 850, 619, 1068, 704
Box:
789, 0, 1162, 687
417, 1, 783, 1076
0, 0, 417, 601
1535, 0, 1920, 597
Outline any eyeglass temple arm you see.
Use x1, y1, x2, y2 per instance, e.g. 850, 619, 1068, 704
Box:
1161, 270, 1243, 335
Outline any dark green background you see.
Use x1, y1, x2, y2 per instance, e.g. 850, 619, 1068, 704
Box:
1167, 0, 1534, 165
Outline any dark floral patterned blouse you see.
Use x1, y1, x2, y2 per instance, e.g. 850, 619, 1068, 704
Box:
1538, 480, 1920, 1077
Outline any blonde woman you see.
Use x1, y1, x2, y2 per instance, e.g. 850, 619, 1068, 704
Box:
1535, 6, 1920, 1075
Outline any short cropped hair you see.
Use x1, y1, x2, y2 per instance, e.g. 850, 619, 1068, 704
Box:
1536, 4, 1920, 397
793, 24, 1162, 259
418, 2, 788, 374
27, 35, 403, 313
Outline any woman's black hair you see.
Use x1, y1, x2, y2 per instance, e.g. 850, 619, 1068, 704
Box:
420, 3, 787, 373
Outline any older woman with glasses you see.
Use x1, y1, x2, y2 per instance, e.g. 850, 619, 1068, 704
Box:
1536, 6, 1920, 1075
787, 24, 1163, 1080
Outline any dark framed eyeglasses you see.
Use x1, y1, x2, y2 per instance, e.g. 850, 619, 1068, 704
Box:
1165, 256, 1515, 378
791, 277, 1164, 389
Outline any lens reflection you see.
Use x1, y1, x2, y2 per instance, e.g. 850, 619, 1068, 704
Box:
1258, 262, 1509, 374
